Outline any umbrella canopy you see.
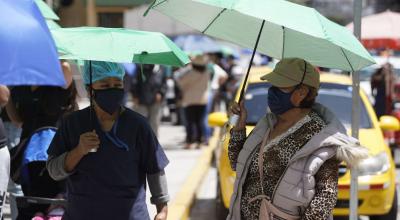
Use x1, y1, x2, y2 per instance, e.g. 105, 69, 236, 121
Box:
35, 0, 59, 20
347, 10, 400, 50
145, 0, 375, 72
51, 27, 190, 67
0, 0, 65, 86
46, 20, 61, 29
173, 34, 221, 55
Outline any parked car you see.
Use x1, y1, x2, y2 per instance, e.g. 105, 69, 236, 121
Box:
208, 66, 399, 219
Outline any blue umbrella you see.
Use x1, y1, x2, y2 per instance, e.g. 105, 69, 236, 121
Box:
0, 0, 65, 86
173, 34, 221, 55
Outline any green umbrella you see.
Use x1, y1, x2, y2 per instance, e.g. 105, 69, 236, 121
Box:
46, 20, 61, 29
145, 0, 376, 101
50, 26, 190, 132
145, 0, 374, 71
51, 27, 190, 66
35, 0, 59, 20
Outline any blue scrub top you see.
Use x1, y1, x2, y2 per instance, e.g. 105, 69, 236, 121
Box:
47, 107, 169, 220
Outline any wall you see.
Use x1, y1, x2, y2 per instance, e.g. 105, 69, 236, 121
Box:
124, 5, 195, 36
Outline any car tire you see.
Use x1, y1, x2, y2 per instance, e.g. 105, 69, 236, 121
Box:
216, 179, 229, 220
369, 190, 398, 220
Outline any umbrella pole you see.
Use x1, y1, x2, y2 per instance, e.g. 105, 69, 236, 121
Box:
89, 60, 93, 128
238, 20, 266, 102
88, 60, 97, 153
350, 0, 362, 219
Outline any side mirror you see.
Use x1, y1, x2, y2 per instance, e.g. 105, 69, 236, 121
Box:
379, 116, 400, 131
208, 112, 228, 127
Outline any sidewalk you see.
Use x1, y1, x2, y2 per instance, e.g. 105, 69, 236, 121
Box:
147, 124, 203, 217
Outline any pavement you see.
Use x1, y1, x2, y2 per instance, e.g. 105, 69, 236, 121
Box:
147, 124, 206, 218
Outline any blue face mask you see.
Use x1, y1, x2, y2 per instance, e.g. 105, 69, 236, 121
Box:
267, 86, 295, 115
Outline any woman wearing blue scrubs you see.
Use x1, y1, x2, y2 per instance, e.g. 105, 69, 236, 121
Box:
47, 61, 169, 220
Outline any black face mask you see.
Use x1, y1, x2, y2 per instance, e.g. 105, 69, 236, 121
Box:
93, 88, 124, 115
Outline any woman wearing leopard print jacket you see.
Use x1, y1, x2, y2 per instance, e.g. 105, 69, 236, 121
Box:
227, 58, 368, 220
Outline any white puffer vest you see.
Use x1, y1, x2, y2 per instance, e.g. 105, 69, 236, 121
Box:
227, 103, 369, 220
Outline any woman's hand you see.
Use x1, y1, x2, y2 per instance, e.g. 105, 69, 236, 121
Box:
154, 203, 168, 220
64, 130, 99, 173
230, 100, 247, 131
77, 130, 100, 155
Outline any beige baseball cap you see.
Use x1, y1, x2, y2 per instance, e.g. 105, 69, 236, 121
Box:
260, 58, 320, 89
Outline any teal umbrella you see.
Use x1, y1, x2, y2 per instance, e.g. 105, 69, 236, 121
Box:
51, 27, 190, 66
46, 20, 61, 29
50, 26, 190, 131
145, 0, 375, 101
145, 0, 374, 71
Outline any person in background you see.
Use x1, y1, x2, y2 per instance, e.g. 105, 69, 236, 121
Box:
46, 61, 169, 220
371, 63, 396, 118
122, 63, 137, 106
202, 52, 228, 146
173, 66, 190, 128
6, 60, 77, 141
220, 55, 239, 111
5, 60, 77, 219
208, 52, 228, 112
131, 64, 166, 136
177, 55, 210, 149
0, 86, 10, 220
164, 66, 180, 124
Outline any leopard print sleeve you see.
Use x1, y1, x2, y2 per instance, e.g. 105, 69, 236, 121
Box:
302, 157, 340, 220
228, 129, 247, 171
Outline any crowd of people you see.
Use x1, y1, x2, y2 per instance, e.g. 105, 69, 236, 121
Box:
123, 52, 243, 149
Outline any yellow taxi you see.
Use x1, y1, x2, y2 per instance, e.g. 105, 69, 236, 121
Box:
208, 66, 399, 219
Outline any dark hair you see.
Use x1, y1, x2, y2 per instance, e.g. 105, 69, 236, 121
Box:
299, 85, 318, 108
